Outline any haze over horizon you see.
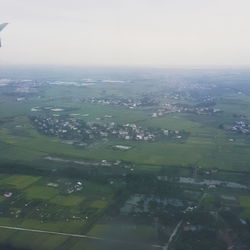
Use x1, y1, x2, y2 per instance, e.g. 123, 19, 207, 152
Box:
1, 0, 250, 67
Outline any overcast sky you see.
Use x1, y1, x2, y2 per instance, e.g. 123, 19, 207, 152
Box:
0, 0, 250, 67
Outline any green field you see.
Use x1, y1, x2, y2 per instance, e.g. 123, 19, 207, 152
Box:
1, 111, 250, 171
52, 195, 84, 206
1, 175, 41, 189
90, 200, 108, 209
1, 71, 250, 249
239, 196, 250, 219
25, 185, 59, 200
1, 82, 250, 172
239, 196, 250, 208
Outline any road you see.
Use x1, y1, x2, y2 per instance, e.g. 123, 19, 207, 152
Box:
163, 220, 183, 250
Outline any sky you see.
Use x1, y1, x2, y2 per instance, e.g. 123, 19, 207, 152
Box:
0, 0, 250, 67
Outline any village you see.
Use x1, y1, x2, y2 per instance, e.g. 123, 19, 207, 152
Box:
82, 96, 159, 109
152, 101, 222, 118
230, 120, 250, 134
30, 114, 189, 144
82, 95, 223, 117
220, 120, 250, 136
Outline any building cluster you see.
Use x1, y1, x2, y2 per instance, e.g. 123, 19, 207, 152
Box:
47, 180, 83, 194
114, 123, 161, 141
82, 96, 158, 109
231, 121, 250, 134
152, 102, 221, 117
30, 115, 187, 143
65, 181, 83, 194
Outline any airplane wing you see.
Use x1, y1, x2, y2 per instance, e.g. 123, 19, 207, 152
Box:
0, 23, 8, 32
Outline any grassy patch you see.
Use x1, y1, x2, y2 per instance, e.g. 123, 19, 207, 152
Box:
90, 200, 108, 209
241, 208, 250, 219
52, 195, 84, 206
24, 186, 58, 200
1, 175, 40, 189
239, 196, 250, 208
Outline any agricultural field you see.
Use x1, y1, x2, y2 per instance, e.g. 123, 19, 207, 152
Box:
239, 196, 250, 219
0, 173, 116, 250
1, 68, 250, 249
1, 93, 250, 171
